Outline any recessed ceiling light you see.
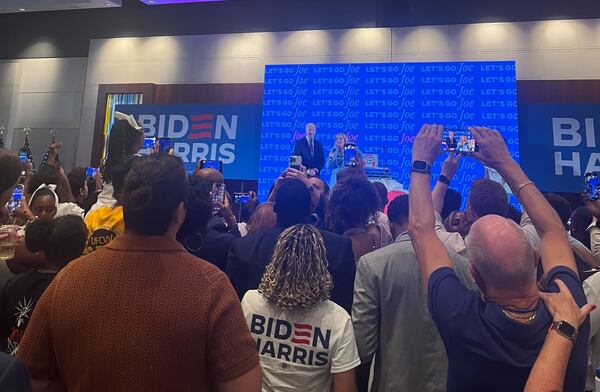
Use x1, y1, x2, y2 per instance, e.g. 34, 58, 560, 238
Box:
105, 2, 113, 6
18, 8, 26, 12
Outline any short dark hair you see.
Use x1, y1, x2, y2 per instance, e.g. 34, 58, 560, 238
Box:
506, 204, 522, 225
67, 167, 87, 196
441, 188, 462, 221
122, 154, 188, 236
468, 179, 508, 218
543, 192, 572, 229
372, 182, 388, 210
111, 156, 139, 197
387, 194, 409, 225
336, 166, 366, 184
570, 206, 593, 236
0, 148, 21, 195
274, 179, 312, 228
177, 175, 212, 241
326, 175, 379, 234
26, 215, 87, 266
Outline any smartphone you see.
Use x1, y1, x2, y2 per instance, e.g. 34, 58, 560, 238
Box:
211, 183, 226, 214
441, 129, 478, 154
143, 137, 157, 150
158, 138, 173, 153
234, 192, 251, 204
86, 167, 99, 178
19, 152, 27, 163
289, 155, 302, 171
343, 143, 358, 167
8, 185, 24, 213
586, 173, 599, 201
200, 160, 223, 173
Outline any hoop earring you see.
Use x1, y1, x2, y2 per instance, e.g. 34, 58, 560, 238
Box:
184, 233, 204, 252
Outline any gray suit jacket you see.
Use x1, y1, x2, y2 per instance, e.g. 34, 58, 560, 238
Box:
352, 233, 476, 392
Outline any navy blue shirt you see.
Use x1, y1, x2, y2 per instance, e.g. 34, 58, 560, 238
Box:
429, 266, 589, 392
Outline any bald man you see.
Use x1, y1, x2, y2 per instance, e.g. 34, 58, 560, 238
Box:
408, 125, 588, 392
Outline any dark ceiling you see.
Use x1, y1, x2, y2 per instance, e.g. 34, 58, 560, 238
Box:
0, 0, 598, 59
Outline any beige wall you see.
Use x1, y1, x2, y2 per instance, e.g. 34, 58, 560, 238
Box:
3, 18, 600, 168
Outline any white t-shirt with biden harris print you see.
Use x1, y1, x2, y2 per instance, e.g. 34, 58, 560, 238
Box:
241, 290, 360, 392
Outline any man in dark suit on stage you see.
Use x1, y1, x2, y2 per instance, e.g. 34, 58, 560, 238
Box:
226, 179, 355, 313
292, 122, 325, 177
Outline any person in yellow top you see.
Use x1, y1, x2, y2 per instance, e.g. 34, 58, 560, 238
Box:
84, 157, 136, 254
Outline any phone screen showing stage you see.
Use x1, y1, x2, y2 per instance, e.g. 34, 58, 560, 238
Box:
211, 183, 226, 213
586, 173, 599, 201
143, 137, 156, 150
441, 130, 478, 154
19, 152, 27, 163
344, 144, 357, 167
86, 167, 99, 178
234, 193, 250, 204
9, 185, 23, 212
201, 160, 223, 173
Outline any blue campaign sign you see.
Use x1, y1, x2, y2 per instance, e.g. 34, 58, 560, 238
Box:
116, 104, 261, 179
258, 61, 519, 203
520, 104, 600, 193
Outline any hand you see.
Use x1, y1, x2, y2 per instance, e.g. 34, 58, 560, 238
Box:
217, 196, 237, 227
441, 152, 461, 179
470, 127, 513, 171
540, 279, 596, 328
285, 167, 309, 184
412, 124, 444, 165
95, 171, 104, 192
582, 193, 600, 220
246, 191, 259, 214
307, 168, 318, 177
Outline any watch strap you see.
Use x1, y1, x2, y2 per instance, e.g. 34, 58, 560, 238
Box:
411, 160, 431, 174
438, 174, 451, 186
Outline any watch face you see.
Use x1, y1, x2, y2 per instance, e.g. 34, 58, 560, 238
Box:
557, 321, 576, 337
413, 160, 428, 171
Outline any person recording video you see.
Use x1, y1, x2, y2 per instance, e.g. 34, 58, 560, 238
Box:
292, 123, 325, 177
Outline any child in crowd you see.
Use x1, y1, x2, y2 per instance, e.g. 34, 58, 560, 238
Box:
0, 215, 87, 355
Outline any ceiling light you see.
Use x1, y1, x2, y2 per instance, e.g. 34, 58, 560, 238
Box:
18, 8, 26, 12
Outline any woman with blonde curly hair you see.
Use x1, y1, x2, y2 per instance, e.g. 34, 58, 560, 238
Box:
241, 224, 360, 392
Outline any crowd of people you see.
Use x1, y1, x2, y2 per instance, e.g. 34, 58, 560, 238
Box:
0, 116, 599, 392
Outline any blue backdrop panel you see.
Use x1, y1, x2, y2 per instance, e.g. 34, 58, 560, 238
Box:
258, 61, 519, 205
117, 104, 261, 179
520, 103, 600, 193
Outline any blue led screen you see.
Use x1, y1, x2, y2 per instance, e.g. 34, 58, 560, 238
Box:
258, 61, 519, 204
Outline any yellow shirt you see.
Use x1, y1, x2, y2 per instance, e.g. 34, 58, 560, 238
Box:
84, 206, 124, 254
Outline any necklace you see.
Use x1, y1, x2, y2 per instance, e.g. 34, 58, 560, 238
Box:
501, 308, 537, 323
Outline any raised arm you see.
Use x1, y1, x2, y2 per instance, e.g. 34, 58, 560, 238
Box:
524, 280, 595, 392
432, 153, 460, 214
470, 127, 577, 276
408, 124, 454, 287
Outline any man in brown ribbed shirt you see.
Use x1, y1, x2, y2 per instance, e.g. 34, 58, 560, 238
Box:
17, 154, 261, 392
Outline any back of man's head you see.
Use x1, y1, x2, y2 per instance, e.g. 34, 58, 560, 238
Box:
122, 154, 188, 236
543, 192, 572, 229
468, 179, 509, 220
441, 188, 462, 221
466, 215, 535, 293
387, 195, 409, 225
274, 179, 311, 228
570, 206, 593, 237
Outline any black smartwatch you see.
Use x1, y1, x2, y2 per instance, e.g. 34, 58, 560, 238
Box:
438, 174, 451, 186
551, 320, 578, 342
411, 160, 431, 175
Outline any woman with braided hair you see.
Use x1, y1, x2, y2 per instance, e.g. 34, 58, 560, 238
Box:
241, 224, 360, 392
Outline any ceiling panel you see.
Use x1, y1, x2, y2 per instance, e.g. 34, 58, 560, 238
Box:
0, 0, 122, 14
138, 0, 228, 4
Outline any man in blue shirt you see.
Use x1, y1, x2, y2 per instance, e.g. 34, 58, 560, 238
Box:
408, 124, 589, 392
